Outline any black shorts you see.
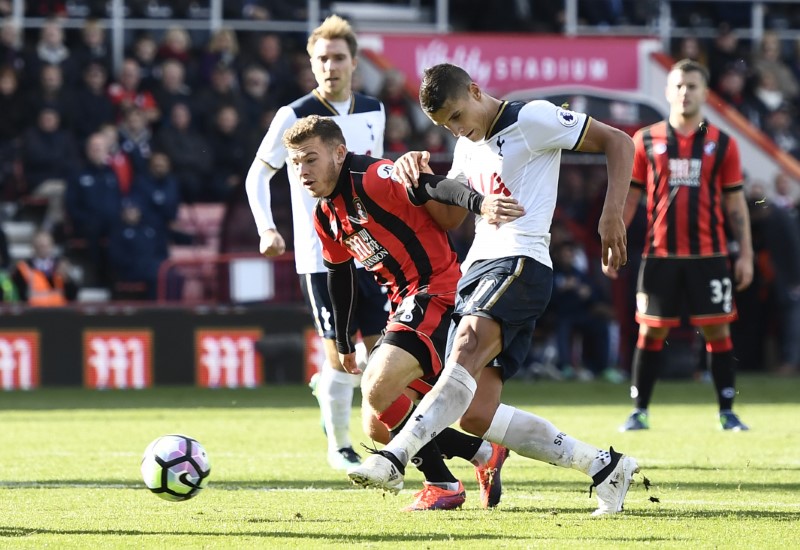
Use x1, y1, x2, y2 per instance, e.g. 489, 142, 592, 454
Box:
299, 269, 389, 339
381, 292, 455, 379
636, 256, 738, 327
448, 256, 553, 381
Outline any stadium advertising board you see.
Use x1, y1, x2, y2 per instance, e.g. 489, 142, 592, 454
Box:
195, 328, 264, 388
362, 34, 644, 96
83, 330, 153, 389
0, 331, 40, 390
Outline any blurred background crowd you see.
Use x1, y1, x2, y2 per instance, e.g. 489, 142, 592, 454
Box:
0, 0, 798, 380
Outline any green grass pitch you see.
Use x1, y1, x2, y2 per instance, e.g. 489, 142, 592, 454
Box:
1, 375, 798, 548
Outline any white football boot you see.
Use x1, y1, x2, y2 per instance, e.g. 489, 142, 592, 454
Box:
591, 447, 640, 516
347, 451, 405, 494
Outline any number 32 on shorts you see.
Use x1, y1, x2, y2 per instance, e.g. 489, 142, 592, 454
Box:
709, 278, 732, 313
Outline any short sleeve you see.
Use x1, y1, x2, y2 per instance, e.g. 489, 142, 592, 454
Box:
630, 129, 648, 187
720, 135, 743, 189
518, 101, 589, 152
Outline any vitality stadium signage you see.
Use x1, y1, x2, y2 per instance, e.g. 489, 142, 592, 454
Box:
363, 34, 653, 96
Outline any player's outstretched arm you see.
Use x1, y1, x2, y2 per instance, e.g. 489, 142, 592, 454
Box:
413, 174, 524, 225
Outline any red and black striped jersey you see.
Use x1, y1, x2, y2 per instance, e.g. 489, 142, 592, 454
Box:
631, 120, 743, 258
314, 153, 461, 306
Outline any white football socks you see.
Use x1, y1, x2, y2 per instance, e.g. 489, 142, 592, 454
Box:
483, 404, 600, 475
386, 362, 477, 465
317, 362, 356, 452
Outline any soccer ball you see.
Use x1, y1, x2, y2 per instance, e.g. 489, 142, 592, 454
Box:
140, 434, 211, 501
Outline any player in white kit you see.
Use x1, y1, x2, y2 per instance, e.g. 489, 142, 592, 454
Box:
245, 16, 388, 470
348, 63, 642, 515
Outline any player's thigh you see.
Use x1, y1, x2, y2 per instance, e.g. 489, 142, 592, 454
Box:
450, 256, 551, 379
685, 256, 738, 325
355, 268, 390, 338
635, 257, 683, 327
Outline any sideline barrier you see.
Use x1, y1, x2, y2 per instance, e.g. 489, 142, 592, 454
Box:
0, 304, 313, 390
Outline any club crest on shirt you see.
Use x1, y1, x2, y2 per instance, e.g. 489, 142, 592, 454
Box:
654, 143, 668, 155
556, 108, 579, 127
704, 141, 717, 155
350, 197, 369, 224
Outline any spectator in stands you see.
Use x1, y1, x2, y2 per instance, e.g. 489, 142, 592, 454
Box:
108, 58, 160, 125
772, 172, 798, 211
71, 62, 114, 145
753, 31, 799, 105
107, 198, 168, 300
153, 102, 212, 202
199, 27, 240, 86
98, 123, 133, 195
71, 18, 111, 73
65, 131, 121, 285
383, 112, 413, 157
715, 63, 761, 125
192, 62, 244, 132
27, 64, 73, 128
674, 36, 707, 68
25, 17, 76, 89
129, 34, 160, 92
550, 240, 615, 381
241, 0, 305, 21
157, 26, 196, 84
21, 107, 78, 230
763, 102, 800, 160
746, 183, 800, 377
12, 229, 78, 306
206, 105, 248, 201
247, 34, 294, 105
751, 68, 787, 129
0, 19, 25, 74
378, 69, 420, 140
708, 24, 749, 91
0, 65, 27, 142
240, 64, 273, 133
130, 150, 180, 239
118, 107, 153, 177
152, 58, 192, 127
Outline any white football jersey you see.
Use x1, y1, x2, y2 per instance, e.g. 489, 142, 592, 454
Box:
255, 91, 385, 274
446, 100, 589, 271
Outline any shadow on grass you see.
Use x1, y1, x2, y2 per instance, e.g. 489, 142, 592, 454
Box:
0, 525, 695, 543
0, 525, 528, 542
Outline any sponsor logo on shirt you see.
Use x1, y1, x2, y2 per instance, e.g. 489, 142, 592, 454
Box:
668, 158, 702, 187
344, 229, 388, 268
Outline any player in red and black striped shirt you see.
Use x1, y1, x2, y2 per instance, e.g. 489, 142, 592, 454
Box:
604, 59, 754, 431
284, 114, 523, 510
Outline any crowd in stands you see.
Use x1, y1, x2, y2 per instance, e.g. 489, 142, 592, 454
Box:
0, 2, 798, 378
